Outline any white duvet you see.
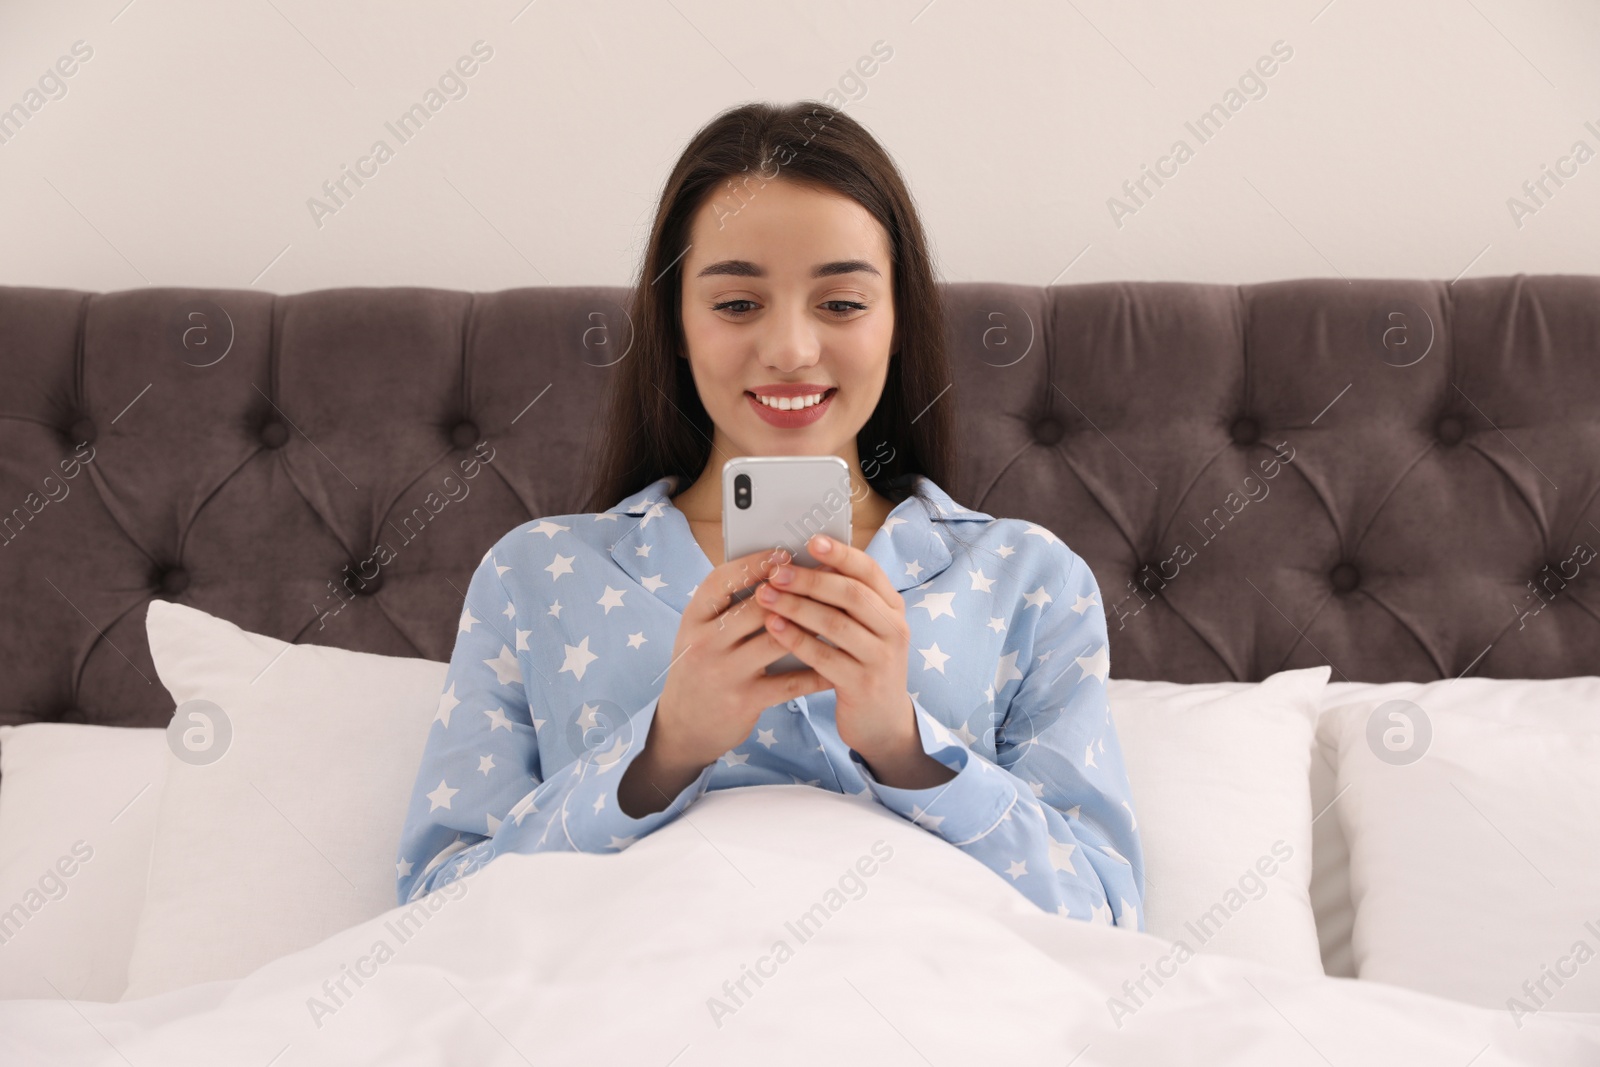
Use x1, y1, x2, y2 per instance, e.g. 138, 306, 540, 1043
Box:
3, 785, 1596, 1066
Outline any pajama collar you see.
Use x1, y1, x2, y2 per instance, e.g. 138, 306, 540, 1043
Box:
605, 472, 994, 614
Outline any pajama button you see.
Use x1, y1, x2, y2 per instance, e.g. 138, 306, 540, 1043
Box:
787, 700, 800, 712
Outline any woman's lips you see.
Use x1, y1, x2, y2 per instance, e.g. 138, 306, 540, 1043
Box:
746, 387, 836, 428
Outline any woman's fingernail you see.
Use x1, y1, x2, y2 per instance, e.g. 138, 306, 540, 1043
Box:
772, 566, 793, 583
758, 584, 779, 602
813, 534, 831, 553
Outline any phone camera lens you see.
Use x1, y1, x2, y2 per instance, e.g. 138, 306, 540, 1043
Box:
734, 473, 751, 510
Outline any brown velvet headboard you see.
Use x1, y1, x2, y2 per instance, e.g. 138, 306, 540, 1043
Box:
2, 275, 1597, 733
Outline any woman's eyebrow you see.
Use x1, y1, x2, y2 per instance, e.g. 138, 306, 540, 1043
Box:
694, 259, 882, 279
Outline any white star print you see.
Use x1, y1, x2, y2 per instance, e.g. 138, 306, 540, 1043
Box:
640, 574, 667, 593
638, 499, 667, 527
435, 683, 460, 728
515, 628, 531, 651
495, 561, 510, 577
478, 754, 495, 775
626, 632, 647, 649
597, 586, 626, 613
486, 813, 501, 834
1048, 839, 1078, 874
953, 721, 978, 746
882, 515, 907, 535
1070, 591, 1100, 614
483, 706, 513, 733
968, 568, 995, 593
545, 553, 575, 580
529, 520, 570, 538
913, 591, 957, 621
916, 642, 950, 673
608, 835, 636, 850
996, 544, 1016, 558
483, 645, 523, 686
1092, 901, 1114, 925
1076, 643, 1110, 682
1085, 743, 1098, 768
502, 600, 516, 621
1119, 898, 1138, 927
459, 608, 479, 633
396, 858, 413, 878
1005, 859, 1028, 880
1123, 800, 1138, 829
908, 804, 945, 831
426, 779, 458, 811
1026, 779, 1045, 797
722, 750, 749, 767
987, 616, 1007, 634
634, 543, 651, 557
559, 636, 599, 681
1024, 523, 1061, 545
1022, 585, 1052, 610
756, 728, 777, 748
592, 793, 606, 814
993, 649, 1023, 691
594, 512, 619, 522
904, 559, 924, 581
548, 600, 562, 618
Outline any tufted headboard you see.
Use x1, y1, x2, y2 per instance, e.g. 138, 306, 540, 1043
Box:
2, 275, 1597, 734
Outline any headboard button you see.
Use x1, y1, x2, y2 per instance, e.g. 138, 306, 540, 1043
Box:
158, 567, 190, 598
1032, 417, 1064, 446
68, 417, 97, 446
1229, 416, 1260, 446
259, 421, 290, 449
451, 420, 480, 449
1330, 562, 1361, 592
347, 563, 384, 595
1435, 415, 1465, 446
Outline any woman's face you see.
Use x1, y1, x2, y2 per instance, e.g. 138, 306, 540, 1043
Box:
679, 177, 896, 462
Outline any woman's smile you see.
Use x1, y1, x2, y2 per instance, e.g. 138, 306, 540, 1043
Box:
745, 385, 837, 428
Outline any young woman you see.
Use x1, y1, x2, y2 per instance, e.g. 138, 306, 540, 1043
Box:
395, 101, 1144, 928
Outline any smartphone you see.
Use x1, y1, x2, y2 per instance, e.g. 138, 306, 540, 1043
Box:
722, 455, 853, 674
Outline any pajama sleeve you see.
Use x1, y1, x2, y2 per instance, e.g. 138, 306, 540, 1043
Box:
394, 543, 716, 905
846, 544, 1146, 928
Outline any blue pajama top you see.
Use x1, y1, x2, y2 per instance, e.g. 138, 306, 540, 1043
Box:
395, 473, 1145, 929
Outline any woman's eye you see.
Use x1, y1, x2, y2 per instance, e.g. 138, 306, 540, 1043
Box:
710, 300, 867, 317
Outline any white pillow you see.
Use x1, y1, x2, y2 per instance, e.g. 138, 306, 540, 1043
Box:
123, 601, 446, 1001
125, 598, 1331, 997
1107, 666, 1330, 975
1308, 680, 1400, 980
0, 723, 167, 1001
1322, 676, 1600, 1012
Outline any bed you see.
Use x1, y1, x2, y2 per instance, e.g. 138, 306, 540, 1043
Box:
1, 274, 1597, 1064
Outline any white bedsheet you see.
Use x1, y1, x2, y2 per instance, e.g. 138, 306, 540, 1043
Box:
2, 784, 1595, 1066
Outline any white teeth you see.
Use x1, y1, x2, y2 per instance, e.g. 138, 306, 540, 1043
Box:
755, 391, 827, 410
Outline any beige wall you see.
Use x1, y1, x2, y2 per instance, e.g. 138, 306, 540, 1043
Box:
1, 0, 1595, 294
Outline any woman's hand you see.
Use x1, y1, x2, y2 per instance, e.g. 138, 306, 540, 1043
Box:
650, 546, 834, 773
755, 534, 919, 764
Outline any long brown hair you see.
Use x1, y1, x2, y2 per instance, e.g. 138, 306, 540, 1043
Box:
583, 100, 960, 522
